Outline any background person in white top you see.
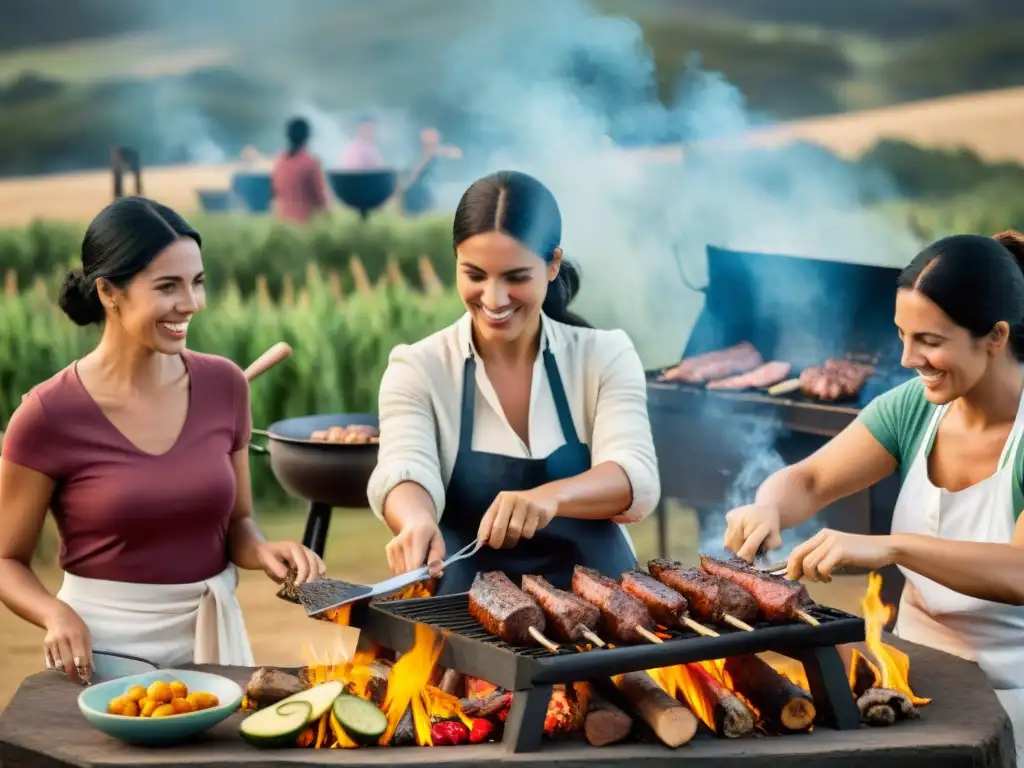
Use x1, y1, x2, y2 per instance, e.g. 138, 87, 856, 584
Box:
723, 231, 1024, 761
367, 170, 660, 593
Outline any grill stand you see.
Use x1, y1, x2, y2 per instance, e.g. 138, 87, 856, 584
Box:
780, 645, 861, 730
501, 684, 555, 753
301, 501, 332, 557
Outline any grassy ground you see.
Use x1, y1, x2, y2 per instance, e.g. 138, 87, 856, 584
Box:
0, 502, 869, 711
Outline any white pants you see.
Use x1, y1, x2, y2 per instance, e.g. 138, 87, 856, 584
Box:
57, 565, 255, 668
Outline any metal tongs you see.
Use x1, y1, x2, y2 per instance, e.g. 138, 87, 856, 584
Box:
291, 539, 485, 618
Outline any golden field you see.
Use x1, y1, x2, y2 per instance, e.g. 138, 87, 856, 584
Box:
2, 86, 1023, 227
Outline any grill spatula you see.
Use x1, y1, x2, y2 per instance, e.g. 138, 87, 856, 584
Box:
285, 539, 484, 618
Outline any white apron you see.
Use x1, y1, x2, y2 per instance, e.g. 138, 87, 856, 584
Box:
56, 564, 255, 669
890, 390, 1024, 764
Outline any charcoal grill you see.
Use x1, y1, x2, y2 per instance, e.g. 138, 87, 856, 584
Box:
353, 593, 864, 753
648, 245, 913, 612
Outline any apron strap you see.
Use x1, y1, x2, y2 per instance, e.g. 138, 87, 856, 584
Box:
543, 346, 582, 445
458, 353, 477, 453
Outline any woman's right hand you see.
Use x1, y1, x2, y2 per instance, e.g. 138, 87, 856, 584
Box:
385, 519, 446, 577
43, 601, 93, 683
724, 503, 783, 562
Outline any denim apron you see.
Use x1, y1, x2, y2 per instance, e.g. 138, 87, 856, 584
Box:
435, 343, 638, 594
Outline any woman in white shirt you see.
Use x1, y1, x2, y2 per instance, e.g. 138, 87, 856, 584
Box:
367, 170, 661, 593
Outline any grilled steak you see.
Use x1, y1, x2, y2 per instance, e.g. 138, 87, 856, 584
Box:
469, 571, 546, 646
700, 555, 811, 622
799, 358, 874, 402
706, 361, 792, 391
571, 566, 655, 643
620, 569, 688, 626
648, 558, 758, 623
521, 574, 601, 642
659, 342, 763, 384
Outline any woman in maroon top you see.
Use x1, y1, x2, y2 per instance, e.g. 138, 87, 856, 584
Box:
272, 117, 331, 224
0, 197, 324, 681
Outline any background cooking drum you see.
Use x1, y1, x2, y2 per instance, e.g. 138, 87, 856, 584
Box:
249, 413, 380, 558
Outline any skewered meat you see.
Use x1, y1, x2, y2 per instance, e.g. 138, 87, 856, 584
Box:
659, 342, 763, 384
468, 572, 546, 645
799, 358, 874, 402
706, 361, 793, 391
521, 574, 601, 642
699, 555, 810, 622
648, 558, 758, 624
309, 424, 380, 444
620, 569, 688, 626
571, 566, 655, 643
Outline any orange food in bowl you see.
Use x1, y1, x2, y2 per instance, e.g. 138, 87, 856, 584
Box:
108, 678, 220, 718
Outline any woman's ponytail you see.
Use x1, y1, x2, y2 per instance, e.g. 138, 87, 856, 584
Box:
542, 259, 590, 327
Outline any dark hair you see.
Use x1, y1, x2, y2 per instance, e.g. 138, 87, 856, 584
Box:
58, 196, 201, 327
452, 170, 589, 327
899, 233, 1024, 359
285, 117, 310, 157
994, 229, 1024, 264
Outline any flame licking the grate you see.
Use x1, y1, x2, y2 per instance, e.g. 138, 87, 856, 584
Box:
858, 572, 930, 706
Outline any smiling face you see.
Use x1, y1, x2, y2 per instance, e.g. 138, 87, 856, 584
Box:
456, 231, 560, 344
895, 287, 1010, 403
97, 237, 206, 354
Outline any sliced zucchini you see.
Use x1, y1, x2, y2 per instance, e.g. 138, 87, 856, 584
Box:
239, 681, 345, 748
239, 700, 313, 748
331, 693, 389, 746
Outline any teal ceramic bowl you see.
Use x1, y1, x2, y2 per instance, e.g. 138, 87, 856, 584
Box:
77, 669, 244, 746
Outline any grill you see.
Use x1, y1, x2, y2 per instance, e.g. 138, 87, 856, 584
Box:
353, 593, 864, 753
647, 245, 912, 611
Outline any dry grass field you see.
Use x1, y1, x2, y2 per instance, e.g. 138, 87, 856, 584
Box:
0, 504, 870, 711
1, 86, 1022, 227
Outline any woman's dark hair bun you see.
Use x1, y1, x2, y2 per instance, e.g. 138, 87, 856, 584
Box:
58, 268, 104, 326
994, 230, 1024, 271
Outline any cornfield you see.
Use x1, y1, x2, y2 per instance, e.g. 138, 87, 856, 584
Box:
0, 257, 464, 501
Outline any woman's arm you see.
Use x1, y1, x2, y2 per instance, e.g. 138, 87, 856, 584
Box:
0, 458, 67, 629
225, 447, 267, 571
534, 330, 660, 522
888, 527, 1024, 605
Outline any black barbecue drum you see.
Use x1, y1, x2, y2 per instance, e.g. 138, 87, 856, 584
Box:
250, 412, 379, 557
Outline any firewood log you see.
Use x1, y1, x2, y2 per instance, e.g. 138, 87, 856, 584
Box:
439, 668, 465, 698
245, 668, 307, 707
367, 660, 392, 707
578, 684, 632, 746
610, 671, 699, 748
850, 654, 878, 699
723, 655, 815, 734
686, 663, 755, 738
459, 688, 512, 718
392, 707, 417, 747
857, 687, 919, 726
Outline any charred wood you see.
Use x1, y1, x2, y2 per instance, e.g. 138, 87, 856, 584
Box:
723, 654, 815, 734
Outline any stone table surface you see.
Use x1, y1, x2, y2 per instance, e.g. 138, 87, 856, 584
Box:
0, 638, 1014, 768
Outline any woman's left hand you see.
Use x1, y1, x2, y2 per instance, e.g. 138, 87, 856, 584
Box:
478, 490, 559, 550
786, 529, 896, 583
256, 540, 326, 584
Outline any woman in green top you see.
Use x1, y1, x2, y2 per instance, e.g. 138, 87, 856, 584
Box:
725, 231, 1024, 760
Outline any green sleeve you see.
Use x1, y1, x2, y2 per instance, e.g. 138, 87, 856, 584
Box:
857, 377, 929, 467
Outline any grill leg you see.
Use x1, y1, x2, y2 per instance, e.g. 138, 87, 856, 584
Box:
301, 502, 332, 558
656, 499, 669, 559
501, 685, 552, 753
785, 645, 861, 730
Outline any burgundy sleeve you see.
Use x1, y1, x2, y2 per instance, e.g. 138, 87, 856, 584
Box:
230, 361, 253, 453
1, 391, 65, 478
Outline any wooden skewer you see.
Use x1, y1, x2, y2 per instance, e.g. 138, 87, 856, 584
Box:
794, 610, 819, 627
578, 627, 607, 648
722, 614, 755, 632
681, 616, 720, 638
528, 626, 561, 653
636, 626, 664, 644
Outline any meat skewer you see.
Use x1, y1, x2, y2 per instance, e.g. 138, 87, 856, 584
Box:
468, 572, 561, 652
619, 569, 719, 638
647, 558, 758, 631
571, 566, 663, 644
699, 555, 819, 626
521, 574, 606, 647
